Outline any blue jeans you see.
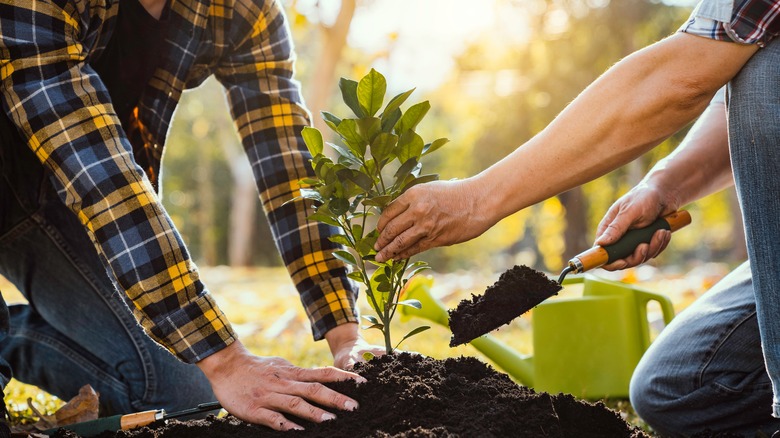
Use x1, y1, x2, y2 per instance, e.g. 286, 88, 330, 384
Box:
0, 114, 214, 415
631, 262, 780, 437
630, 38, 780, 437
728, 36, 780, 421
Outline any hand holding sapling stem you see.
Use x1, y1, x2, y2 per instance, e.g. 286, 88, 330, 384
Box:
374, 178, 492, 262
291, 68, 448, 354
325, 322, 387, 369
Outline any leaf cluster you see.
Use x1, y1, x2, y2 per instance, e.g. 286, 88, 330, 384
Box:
295, 69, 448, 353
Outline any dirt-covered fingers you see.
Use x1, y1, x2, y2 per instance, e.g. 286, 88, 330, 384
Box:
248, 407, 304, 431
376, 224, 430, 262
287, 380, 360, 413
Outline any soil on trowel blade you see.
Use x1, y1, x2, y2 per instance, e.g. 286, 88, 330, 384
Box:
448, 264, 562, 346
55, 353, 648, 438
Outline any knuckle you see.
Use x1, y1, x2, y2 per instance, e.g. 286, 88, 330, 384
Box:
287, 396, 303, 411
306, 382, 323, 397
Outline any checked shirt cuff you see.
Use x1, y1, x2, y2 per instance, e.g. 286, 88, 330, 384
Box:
303, 276, 359, 341
139, 293, 237, 363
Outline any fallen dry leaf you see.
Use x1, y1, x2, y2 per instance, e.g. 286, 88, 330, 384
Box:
31, 384, 99, 430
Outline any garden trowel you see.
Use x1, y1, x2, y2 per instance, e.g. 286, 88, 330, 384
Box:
556, 210, 691, 284
43, 401, 222, 437
448, 210, 691, 345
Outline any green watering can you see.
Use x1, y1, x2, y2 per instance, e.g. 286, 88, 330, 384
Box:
400, 274, 675, 399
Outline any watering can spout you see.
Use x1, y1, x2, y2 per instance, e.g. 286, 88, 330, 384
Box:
400, 275, 535, 386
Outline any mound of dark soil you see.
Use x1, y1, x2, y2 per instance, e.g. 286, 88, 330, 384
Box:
448, 265, 562, 346
55, 353, 649, 438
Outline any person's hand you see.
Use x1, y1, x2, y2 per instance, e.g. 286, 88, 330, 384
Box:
374, 178, 489, 262
594, 182, 680, 271
325, 323, 386, 369
196, 340, 365, 431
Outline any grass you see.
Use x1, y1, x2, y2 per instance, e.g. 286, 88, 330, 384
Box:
0, 264, 724, 434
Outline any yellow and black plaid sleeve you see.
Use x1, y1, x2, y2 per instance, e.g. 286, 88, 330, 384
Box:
0, 0, 236, 363
213, 0, 359, 339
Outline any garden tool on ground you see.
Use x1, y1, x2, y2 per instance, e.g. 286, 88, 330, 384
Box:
43, 401, 222, 437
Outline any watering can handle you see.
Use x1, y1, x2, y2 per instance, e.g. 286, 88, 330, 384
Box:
633, 289, 675, 350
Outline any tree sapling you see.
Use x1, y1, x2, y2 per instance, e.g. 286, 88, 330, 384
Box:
292, 69, 448, 354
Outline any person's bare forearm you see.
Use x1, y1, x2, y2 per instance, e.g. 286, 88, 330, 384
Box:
642, 98, 732, 207
474, 33, 756, 227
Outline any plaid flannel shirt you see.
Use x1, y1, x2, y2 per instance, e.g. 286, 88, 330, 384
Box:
680, 0, 780, 46
0, 0, 358, 363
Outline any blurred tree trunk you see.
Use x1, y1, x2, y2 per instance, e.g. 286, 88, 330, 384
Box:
559, 187, 589, 261
304, 0, 356, 133
197, 148, 218, 265
220, 133, 258, 267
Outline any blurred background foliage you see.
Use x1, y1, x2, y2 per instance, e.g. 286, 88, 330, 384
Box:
163, 0, 745, 277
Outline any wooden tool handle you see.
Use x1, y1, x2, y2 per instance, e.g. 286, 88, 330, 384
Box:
120, 410, 160, 430
573, 210, 692, 272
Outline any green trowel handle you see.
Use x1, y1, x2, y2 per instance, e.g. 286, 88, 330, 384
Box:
44, 415, 122, 437
572, 211, 691, 272
603, 210, 692, 264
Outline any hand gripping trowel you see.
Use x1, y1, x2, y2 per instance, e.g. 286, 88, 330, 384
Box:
447, 210, 691, 346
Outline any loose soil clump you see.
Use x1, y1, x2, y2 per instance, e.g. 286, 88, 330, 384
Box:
448, 265, 562, 346
55, 353, 649, 438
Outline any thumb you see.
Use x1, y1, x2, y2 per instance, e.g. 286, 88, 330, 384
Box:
595, 213, 632, 247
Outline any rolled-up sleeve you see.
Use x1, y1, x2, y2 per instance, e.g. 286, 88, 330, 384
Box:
0, 0, 236, 363
679, 0, 780, 46
214, 0, 359, 340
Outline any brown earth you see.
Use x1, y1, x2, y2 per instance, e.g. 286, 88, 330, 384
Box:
54, 353, 649, 438
448, 265, 562, 346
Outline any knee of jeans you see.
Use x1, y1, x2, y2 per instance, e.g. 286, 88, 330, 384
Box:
630, 360, 688, 437
131, 365, 215, 414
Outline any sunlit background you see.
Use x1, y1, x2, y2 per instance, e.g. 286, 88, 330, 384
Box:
163, 0, 739, 279
2, 1, 743, 429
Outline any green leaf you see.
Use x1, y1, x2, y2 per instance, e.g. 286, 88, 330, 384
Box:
402, 174, 439, 192
355, 238, 376, 257
382, 88, 415, 119
394, 326, 431, 350
370, 132, 398, 166
299, 188, 324, 203
339, 78, 365, 117
362, 194, 393, 209
423, 137, 449, 156
394, 158, 419, 182
330, 198, 350, 215
301, 127, 323, 156
362, 352, 376, 361
307, 211, 340, 227
347, 271, 365, 283
351, 223, 364, 240
357, 69, 387, 117
356, 117, 381, 144
321, 111, 342, 132
361, 315, 380, 325
395, 101, 430, 134
326, 142, 360, 165
337, 119, 367, 157
363, 323, 385, 331
332, 250, 357, 266
298, 177, 321, 186
395, 131, 424, 164
405, 265, 432, 280
339, 169, 374, 192
394, 299, 422, 309
328, 234, 352, 246
381, 108, 402, 133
